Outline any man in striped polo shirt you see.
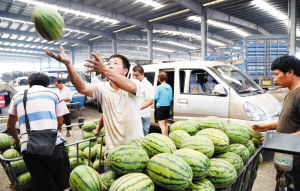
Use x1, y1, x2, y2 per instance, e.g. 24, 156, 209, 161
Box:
7, 73, 70, 191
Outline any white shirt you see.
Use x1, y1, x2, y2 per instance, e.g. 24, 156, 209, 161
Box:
92, 79, 144, 152
137, 78, 154, 118
57, 86, 73, 103
9, 85, 69, 152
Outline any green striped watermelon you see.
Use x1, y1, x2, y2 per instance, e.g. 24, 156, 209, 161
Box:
96, 146, 106, 160
32, 7, 64, 41
141, 133, 176, 157
207, 158, 237, 188
70, 158, 83, 170
17, 172, 32, 190
180, 136, 214, 158
99, 170, 118, 191
92, 159, 105, 172
224, 124, 250, 145
109, 173, 154, 191
70, 165, 102, 191
0, 133, 13, 151
82, 123, 97, 132
253, 132, 263, 139
128, 138, 143, 147
245, 140, 256, 156
2, 148, 20, 159
193, 116, 225, 131
173, 148, 209, 180
214, 152, 244, 172
11, 159, 27, 176
226, 144, 250, 163
83, 131, 95, 140
108, 145, 149, 175
196, 128, 229, 153
191, 179, 215, 191
170, 120, 201, 135
69, 149, 85, 160
146, 153, 193, 191
169, 130, 190, 148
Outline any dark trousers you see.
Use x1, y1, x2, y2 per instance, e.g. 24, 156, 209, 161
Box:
63, 113, 72, 130
22, 144, 70, 191
276, 169, 300, 191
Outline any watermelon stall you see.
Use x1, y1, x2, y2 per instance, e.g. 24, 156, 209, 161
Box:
0, 133, 106, 191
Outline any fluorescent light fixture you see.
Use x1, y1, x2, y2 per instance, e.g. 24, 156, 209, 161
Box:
149, 9, 189, 22
17, 0, 119, 24
153, 47, 175, 53
188, 16, 250, 37
0, 17, 33, 25
17, 44, 24, 47
113, 25, 137, 33
89, 36, 103, 41
154, 40, 198, 49
3, 42, 10, 46
203, 0, 227, 6
71, 43, 79, 47
0, 52, 42, 57
1, 33, 10, 38
18, 36, 27, 40
61, 42, 68, 46
153, 30, 226, 46
251, 0, 300, 35
134, 0, 164, 9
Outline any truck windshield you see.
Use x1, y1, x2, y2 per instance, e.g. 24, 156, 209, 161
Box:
212, 65, 264, 96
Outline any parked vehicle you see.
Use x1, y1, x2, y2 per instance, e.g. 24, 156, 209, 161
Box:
138, 61, 281, 124
13, 77, 29, 93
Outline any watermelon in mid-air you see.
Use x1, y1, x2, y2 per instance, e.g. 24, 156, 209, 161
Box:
32, 7, 64, 41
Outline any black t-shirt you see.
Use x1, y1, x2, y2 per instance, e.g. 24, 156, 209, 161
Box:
277, 86, 300, 168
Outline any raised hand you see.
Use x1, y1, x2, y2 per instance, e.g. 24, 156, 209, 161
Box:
45, 46, 71, 65
252, 124, 269, 132
85, 52, 106, 74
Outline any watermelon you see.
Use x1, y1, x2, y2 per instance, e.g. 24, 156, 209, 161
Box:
252, 132, 263, 139
226, 144, 250, 163
97, 137, 106, 145
108, 145, 149, 175
96, 146, 106, 160
224, 124, 250, 145
196, 128, 229, 153
259, 153, 263, 163
70, 158, 83, 170
245, 140, 256, 156
17, 172, 32, 190
69, 149, 85, 160
141, 133, 176, 157
169, 130, 190, 148
109, 173, 154, 191
83, 131, 95, 139
170, 120, 200, 135
191, 179, 215, 191
100, 128, 105, 135
214, 152, 244, 172
128, 138, 143, 147
11, 159, 27, 176
2, 148, 20, 159
0, 133, 13, 151
252, 137, 263, 146
83, 146, 97, 160
82, 159, 93, 167
32, 7, 64, 41
146, 153, 193, 191
173, 148, 209, 180
206, 158, 237, 188
70, 165, 102, 191
82, 123, 97, 132
92, 159, 105, 172
99, 170, 118, 191
78, 141, 92, 151
180, 136, 214, 158
193, 116, 225, 131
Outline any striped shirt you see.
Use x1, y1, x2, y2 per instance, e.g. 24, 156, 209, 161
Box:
9, 85, 69, 152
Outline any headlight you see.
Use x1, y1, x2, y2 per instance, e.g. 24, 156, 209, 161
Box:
243, 102, 267, 121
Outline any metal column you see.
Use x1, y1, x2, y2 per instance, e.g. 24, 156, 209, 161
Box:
289, 0, 296, 56
201, 7, 207, 60
147, 28, 153, 63
112, 34, 117, 54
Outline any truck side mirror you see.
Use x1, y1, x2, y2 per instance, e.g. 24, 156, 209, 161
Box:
213, 84, 227, 96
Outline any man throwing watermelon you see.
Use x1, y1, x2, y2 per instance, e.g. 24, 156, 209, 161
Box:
46, 47, 144, 153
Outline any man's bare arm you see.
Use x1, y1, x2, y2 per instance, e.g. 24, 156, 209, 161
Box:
45, 47, 94, 97
140, 100, 154, 110
7, 114, 20, 146
57, 116, 64, 132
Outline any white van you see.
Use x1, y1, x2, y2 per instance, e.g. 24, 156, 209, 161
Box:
139, 61, 281, 124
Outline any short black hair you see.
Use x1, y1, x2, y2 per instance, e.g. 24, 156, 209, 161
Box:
271, 55, 300, 76
28, 73, 50, 87
54, 78, 63, 84
109, 54, 130, 76
132, 65, 144, 74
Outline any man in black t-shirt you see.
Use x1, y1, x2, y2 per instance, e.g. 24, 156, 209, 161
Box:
253, 55, 300, 190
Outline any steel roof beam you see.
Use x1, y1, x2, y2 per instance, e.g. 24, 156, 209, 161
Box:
0, 28, 88, 45
0, 11, 114, 40
170, 0, 270, 35
0, 38, 72, 50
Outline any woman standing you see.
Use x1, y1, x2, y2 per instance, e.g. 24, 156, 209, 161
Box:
154, 72, 173, 136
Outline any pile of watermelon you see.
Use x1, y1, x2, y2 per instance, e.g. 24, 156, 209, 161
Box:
0, 133, 32, 190
69, 116, 263, 191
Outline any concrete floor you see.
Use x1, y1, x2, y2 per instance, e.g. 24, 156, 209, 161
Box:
0, 99, 281, 191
